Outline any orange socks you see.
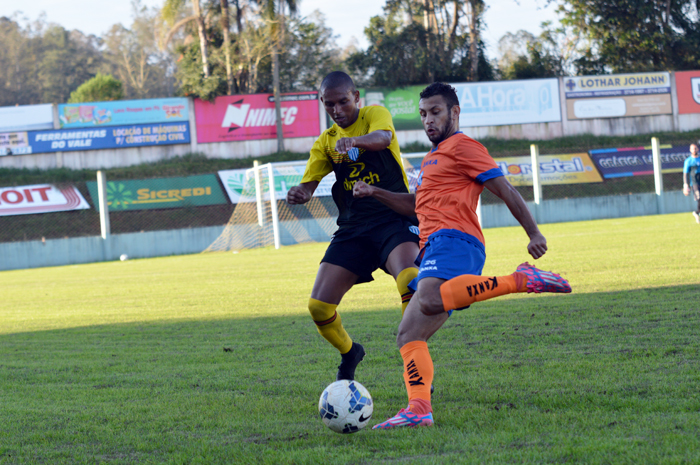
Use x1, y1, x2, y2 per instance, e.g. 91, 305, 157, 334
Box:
440, 272, 527, 312
400, 341, 433, 414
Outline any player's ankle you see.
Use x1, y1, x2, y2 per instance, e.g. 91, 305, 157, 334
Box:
408, 398, 432, 415
513, 271, 528, 293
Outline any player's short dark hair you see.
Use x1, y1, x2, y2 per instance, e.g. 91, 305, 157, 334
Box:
420, 82, 459, 109
320, 71, 356, 93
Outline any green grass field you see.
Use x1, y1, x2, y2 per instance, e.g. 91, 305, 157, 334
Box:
1, 213, 699, 464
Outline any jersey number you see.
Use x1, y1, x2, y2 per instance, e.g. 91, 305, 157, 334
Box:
348, 163, 365, 178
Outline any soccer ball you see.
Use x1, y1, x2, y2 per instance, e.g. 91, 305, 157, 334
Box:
318, 380, 373, 434
119, 254, 129, 261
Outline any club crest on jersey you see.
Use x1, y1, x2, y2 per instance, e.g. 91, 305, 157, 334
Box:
348, 147, 360, 161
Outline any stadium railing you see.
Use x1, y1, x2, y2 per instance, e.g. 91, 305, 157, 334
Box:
0, 134, 696, 253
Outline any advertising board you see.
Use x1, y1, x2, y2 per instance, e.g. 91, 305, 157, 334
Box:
360, 86, 425, 130
195, 92, 320, 143
86, 174, 227, 211
21, 123, 190, 155
218, 166, 336, 204
0, 104, 54, 132
58, 98, 189, 128
675, 70, 700, 115
0, 132, 32, 155
494, 153, 603, 186
589, 145, 689, 178
450, 78, 561, 127
0, 183, 90, 216
563, 72, 672, 119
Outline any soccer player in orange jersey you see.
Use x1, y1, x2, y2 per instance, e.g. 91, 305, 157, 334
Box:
352, 82, 571, 429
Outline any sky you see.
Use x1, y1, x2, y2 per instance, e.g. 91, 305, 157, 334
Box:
6, 0, 560, 60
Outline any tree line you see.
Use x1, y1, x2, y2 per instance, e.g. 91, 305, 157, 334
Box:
1, 0, 699, 108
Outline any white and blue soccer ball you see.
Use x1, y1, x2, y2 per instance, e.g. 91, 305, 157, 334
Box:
318, 380, 373, 434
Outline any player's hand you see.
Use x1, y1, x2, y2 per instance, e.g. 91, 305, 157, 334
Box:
683, 184, 690, 196
335, 137, 356, 154
286, 185, 311, 205
353, 181, 374, 198
527, 233, 547, 259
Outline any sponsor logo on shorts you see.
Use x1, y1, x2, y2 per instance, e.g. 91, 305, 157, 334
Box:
409, 225, 420, 235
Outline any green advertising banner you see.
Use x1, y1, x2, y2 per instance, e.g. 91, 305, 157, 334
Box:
360, 86, 424, 130
87, 174, 227, 211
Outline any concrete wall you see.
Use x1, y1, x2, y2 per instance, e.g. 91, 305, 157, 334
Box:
481, 190, 693, 229
1, 191, 694, 272
0, 225, 225, 272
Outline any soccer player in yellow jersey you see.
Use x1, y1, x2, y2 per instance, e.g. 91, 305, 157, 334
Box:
286, 71, 420, 381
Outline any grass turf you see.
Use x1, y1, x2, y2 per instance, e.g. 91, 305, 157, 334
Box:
1, 213, 699, 464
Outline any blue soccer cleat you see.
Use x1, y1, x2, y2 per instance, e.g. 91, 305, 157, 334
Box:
372, 407, 434, 430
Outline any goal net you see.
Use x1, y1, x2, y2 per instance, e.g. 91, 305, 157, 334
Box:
205, 161, 339, 252
204, 156, 425, 253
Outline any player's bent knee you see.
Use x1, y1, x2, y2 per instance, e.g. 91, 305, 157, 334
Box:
417, 291, 444, 316
308, 298, 336, 321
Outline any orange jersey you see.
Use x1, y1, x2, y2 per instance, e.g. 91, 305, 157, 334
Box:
414, 132, 503, 247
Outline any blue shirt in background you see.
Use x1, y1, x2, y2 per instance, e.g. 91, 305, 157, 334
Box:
683, 156, 700, 186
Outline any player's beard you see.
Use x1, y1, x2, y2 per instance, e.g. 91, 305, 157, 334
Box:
427, 113, 454, 145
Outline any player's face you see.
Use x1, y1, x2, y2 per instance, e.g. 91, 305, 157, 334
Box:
419, 96, 458, 145
321, 86, 360, 129
691, 144, 699, 157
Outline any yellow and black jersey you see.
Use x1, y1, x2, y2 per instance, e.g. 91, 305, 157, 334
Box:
301, 106, 410, 229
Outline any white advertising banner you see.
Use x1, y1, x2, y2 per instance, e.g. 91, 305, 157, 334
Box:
0, 184, 90, 216
563, 72, 672, 119
0, 104, 54, 132
450, 78, 561, 127
218, 166, 336, 204
0, 131, 32, 155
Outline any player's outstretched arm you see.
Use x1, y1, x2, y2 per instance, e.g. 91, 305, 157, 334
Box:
484, 176, 547, 259
335, 130, 392, 154
286, 181, 319, 205
352, 180, 416, 217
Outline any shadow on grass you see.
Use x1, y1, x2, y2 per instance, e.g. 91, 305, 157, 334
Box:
1, 285, 699, 464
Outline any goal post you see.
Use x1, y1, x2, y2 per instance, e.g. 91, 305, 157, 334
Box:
204, 155, 426, 253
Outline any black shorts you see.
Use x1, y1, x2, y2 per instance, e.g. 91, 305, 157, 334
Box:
321, 218, 420, 284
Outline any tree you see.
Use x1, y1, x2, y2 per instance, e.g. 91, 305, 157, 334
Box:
161, 0, 211, 78
256, 0, 297, 151
0, 14, 104, 105
497, 28, 563, 79
68, 73, 124, 103
346, 0, 493, 87
220, 0, 234, 94
554, 0, 700, 73
0, 15, 43, 105
102, 1, 176, 99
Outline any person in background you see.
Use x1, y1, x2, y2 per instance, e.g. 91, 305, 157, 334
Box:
683, 143, 700, 223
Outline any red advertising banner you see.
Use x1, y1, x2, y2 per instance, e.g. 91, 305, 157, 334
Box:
0, 184, 90, 216
675, 70, 700, 114
194, 92, 320, 143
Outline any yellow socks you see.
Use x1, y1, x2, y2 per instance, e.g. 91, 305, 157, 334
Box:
440, 272, 527, 312
396, 267, 419, 316
308, 298, 352, 354
400, 340, 433, 414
